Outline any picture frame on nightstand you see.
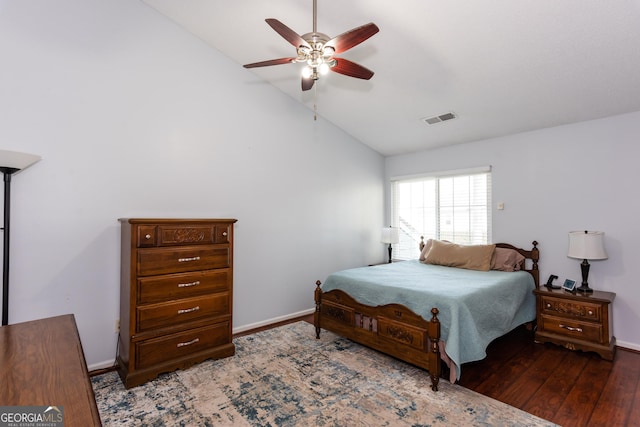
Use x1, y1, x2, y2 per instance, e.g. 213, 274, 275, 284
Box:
562, 278, 576, 292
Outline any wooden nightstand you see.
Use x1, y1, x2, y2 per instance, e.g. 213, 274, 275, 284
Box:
533, 287, 616, 360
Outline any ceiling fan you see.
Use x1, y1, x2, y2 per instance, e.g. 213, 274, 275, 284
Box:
243, 0, 379, 91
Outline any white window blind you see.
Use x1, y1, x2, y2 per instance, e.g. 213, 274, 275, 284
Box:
390, 167, 492, 260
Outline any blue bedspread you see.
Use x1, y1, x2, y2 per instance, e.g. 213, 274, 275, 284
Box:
321, 260, 536, 380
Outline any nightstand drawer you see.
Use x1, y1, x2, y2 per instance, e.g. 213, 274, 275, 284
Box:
540, 314, 603, 343
540, 295, 602, 322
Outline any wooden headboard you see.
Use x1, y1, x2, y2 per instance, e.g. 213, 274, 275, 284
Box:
418, 238, 540, 288
496, 241, 540, 288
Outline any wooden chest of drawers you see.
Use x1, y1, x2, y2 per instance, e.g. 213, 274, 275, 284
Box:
117, 218, 237, 388
533, 288, 615, 360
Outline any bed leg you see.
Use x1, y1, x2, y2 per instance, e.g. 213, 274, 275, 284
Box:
430, 374, 440, 392
429, 307, 441, 391
314, 280, 322, 339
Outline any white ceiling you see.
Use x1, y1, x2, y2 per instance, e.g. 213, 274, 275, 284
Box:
142, 0, 640, 156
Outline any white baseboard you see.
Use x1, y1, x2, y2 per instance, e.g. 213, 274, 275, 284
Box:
232, 308, 315, 334
616, 339, 640, 352
88, 359, 118, 372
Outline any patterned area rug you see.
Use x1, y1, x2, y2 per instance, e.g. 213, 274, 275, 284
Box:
92, 322, 557, 426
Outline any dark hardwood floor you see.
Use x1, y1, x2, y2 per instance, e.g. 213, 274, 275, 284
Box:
254, 314, 640, 427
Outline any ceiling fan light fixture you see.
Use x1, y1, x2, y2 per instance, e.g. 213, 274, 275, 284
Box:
302, 66, 313, 78
318, 62, 330, 75
322, 45, 335, 56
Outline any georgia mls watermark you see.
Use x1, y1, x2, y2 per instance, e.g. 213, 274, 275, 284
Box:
0, 406, 64, 427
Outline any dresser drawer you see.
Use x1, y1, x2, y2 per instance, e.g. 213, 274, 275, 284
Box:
136, 224, 231, 248
157, 225, 216, 246
137, 225, 158, 247
540, 296, 602, 322
137, 270, 230, 305
137, 245, 229, 276
137, 225, 215, 247
135, 322, 230, 369
540, 314, 603, 343
136, 293, 230, 332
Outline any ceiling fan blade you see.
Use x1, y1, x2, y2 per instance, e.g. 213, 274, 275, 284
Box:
325, 22, 379, 54
302, 76, 315, 91
243, 57, 296, 68
265, 18, 311, 49
331, 58, 374, 80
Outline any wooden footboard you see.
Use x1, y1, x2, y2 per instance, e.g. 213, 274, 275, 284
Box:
314, 280, 441, 391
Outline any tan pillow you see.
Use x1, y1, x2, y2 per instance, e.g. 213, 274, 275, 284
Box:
419, 238, 433, 261
424, 240, 496, 271
490, 247, 525, 272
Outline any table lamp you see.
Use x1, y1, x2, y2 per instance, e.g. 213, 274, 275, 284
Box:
567, 230, 608, 293
381, 226, 399, 263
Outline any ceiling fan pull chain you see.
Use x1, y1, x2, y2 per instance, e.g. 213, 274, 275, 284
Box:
314, 83, 318, 120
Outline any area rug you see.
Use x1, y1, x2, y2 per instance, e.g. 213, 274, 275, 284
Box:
92, 322, 557, 426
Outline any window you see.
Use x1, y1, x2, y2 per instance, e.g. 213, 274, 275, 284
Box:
390, 167, 492, 260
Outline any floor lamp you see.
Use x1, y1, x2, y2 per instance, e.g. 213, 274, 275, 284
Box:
1, 149, 41, 326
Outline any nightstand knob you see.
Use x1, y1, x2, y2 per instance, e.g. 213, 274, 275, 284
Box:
145, 234, 151, 240
222, 231, 228, 237
546, 303, 552, 309
588, 310, 593, 315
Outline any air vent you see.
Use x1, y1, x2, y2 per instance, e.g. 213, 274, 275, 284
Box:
422, 112, 457, 125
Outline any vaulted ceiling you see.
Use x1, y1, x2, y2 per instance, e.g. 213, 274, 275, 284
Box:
142, 0, 640, 156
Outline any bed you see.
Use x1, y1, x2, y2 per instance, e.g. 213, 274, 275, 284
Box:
314, 239, 540, 391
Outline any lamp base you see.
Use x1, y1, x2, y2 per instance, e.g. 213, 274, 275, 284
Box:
577, 259, 593, 293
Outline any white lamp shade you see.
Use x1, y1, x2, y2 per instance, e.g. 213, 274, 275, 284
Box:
381, 227, 399, 244
568, 231, 608, 260
0, 149, 41, 172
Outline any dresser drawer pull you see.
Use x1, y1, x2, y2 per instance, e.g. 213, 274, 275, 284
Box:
222, 231, 228, 236
178, 256, 201, 262
546, 303, 552, 309
559, 324, 583, 333
177, 281, 200, 288
176, 338, 200, 348
177, 306, 200, 314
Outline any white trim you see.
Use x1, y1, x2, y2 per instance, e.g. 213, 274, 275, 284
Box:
232, 308, 315, 334
391, 165, 491, 182
616, 339, 640, 352
88, 359, 117, 372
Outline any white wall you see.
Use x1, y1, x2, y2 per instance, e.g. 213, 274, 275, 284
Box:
0, 0, 384, 369
386, 111, 640, 351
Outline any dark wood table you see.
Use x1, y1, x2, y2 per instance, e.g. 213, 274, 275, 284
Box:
0, 314, 101, 426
